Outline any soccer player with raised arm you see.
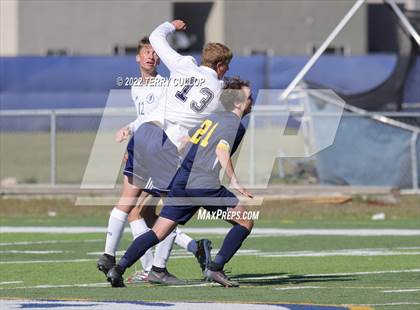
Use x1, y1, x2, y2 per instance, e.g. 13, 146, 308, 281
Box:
107, 77, 254, 288
127, 19, 233, 201
96, 37, 210, 285
104, 19, 234, 287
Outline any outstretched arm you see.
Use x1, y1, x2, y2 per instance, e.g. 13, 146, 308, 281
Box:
149, 20, 186, 72
215, 141, 253, 198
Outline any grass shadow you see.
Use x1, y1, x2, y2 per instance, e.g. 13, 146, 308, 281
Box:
233, 272, 355, 286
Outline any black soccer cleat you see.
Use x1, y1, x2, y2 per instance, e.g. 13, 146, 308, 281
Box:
148, 268, 186, 285
97, 253, 116, 276
195, 239, 212, 271
107, 265, 126, 288
205, 262, 239, 288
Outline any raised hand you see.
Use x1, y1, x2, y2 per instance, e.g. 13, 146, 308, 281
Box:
171, 19, 187, 31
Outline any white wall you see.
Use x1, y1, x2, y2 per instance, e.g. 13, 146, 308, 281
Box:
0, 0, 19, 56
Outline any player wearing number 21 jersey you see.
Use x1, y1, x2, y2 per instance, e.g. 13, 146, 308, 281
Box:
107, 77, 254, 288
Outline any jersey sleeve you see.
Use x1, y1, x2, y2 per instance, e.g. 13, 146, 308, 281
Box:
128, 118, 141, 133
130, 86, 136, 103
214, 123, 237, 153
149, 21, 185, 72
231, 123, 246, 155
216, 139, 231, 152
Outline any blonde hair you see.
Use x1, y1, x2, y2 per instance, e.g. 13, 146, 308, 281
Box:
201, 42, 233, 69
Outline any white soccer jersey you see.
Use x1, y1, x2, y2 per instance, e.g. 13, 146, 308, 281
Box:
128, 74, 166, 132
148, 21, 225, 146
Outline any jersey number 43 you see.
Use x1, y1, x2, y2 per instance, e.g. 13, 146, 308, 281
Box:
175, 77, 214, 113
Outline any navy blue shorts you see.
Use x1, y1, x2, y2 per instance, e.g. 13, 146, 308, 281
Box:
159, 186, 239, 225
123, 135, 149, 184
129, 122, 179, 192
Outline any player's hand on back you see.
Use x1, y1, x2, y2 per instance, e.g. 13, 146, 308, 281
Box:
171, 19, 187, 31
230, 179, 253, 198
178, 135, 191, 154
115, 126, 131, 143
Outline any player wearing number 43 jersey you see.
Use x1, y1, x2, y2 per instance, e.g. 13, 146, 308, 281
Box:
107, 77, 254, 288
132, 19, 233, 193
145, 19, 232, 148
97, 37, 211, 286
103, 20, 233, 287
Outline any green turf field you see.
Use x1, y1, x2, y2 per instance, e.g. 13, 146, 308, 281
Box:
0, 197, 419, 309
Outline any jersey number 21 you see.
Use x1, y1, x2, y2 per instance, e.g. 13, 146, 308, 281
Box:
190, 119, 218, 147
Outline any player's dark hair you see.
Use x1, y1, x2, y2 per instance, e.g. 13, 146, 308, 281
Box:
220, 77, 250, 111
137, 37, 151, 54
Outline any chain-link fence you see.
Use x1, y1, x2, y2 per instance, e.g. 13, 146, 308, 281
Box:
1, 95, 419, 191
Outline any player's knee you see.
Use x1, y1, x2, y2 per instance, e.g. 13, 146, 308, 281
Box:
127, 210, 138, 223
152, 229, 166, 241
151, 224, 170, 241
242, 218, 254, 231
115, 204, 132, 214
234, 217, 253, 231
152, 217, 177, 241
140, 205, 156, 220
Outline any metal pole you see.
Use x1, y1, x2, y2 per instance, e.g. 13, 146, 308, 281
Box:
280, 0, 366, 101
249, 112, 256, 187
386, 0, 420, 46
50, 110, 56, 186
410, 132, 419, 190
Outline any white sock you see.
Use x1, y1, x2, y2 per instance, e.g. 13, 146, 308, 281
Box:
153, 230, 176, 268
104, 207, 128, 256
174, 227, 193, 251
130, 219, 154, 272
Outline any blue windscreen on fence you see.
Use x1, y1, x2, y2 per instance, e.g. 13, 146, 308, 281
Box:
309, 97, 420, 188
0, 55, 419, 111
267, 55, 398, 94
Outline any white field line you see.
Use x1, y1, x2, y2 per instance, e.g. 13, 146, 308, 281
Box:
0, 282, 108, 291
1, 227, 419, 236
0, 259, 95, 265
261, 250, 420, 258
0, 282, 212, 290
273, 286, 322, 290
360, 302, 420, 306
157, 247, 420, 259
167, 283, 216, 288
382, 288, 420, 293
2, 275, 419, 291
0, 300, 289, 310
0, 239, 103, 246
3, 247, 420, 264
307, 269, 420, 277
0, 250, 66, 254
86, 249, 261, 256
0, 281, 23, 285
